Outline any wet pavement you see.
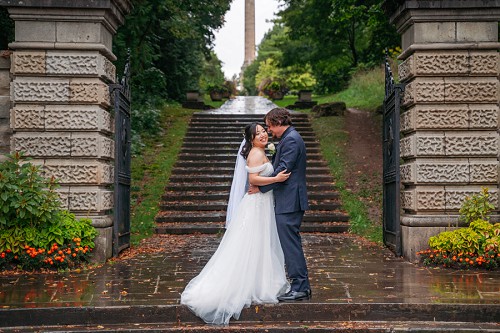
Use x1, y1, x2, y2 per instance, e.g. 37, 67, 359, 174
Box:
1, 96, 499, 330
1, 233, 499, 309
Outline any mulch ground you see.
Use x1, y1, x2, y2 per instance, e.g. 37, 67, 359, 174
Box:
343, 108, 383, 225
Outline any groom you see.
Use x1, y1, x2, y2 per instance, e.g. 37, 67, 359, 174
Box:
249, 107, 311, 301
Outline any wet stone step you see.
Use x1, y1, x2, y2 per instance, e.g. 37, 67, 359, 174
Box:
171, 166, 330, 175
180, 147, 322, 154
168, 174, 334, 182
158, 201, 342, 212
184, 133, 318, 139
181, 141, 321, 148
165, 182, 338, 192
155, 211, 349, 224
177, 152, 328, 161
174, 160, 328, 168
155, 221, 350, 234
160, 192, 340, 201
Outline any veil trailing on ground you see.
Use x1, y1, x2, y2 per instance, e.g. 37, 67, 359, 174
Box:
226, 139, 247, 228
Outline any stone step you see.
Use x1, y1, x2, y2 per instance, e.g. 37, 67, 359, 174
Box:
177, 152, 327, 161
2, 303, 497, 330
164, 182, 340, 192
181, 141, 321, 147
161, 191, 340, 201
171, 166, 330, 175
3, 321, 498, 332
179, 147, 322, 154
168, 174, 334, 183
174, 160, 328, 168
155, 222, 351, 234
158, 201, 342, 211
184, 133, 318, 140
154, 210, 349, 224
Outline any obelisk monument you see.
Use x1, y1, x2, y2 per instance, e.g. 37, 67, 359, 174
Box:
243, 0, 255, 66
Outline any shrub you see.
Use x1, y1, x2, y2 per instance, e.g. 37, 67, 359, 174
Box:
0, 152, 97, 271
459, 187, 494, 226
418, 187, 500, 270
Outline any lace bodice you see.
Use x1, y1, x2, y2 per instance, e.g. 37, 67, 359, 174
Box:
245, 162, 273, 177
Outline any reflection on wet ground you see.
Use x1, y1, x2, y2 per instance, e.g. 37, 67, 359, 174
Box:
1, 233, 499, 308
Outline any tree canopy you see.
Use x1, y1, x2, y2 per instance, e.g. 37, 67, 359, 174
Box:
244, 0, 399, 94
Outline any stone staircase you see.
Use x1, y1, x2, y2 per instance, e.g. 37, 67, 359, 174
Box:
154, 112, 349, 234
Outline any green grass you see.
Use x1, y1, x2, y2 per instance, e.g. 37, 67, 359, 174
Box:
130, 104, 198, 245
316, 66, 385, 112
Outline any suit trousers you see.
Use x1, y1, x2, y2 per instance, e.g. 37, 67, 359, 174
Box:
275, 211, 310, 292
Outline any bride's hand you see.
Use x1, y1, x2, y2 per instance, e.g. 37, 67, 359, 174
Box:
275, 170, 290, 182
248, 184, 260, 195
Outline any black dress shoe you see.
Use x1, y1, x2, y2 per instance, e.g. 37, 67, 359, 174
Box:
277, 290, 311, 302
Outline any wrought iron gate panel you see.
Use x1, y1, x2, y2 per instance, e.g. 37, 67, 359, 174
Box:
111, 60, 131, 257
383, 57, 403, 256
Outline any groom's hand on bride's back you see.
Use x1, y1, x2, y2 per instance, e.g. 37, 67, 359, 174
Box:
247, 184, 261, 195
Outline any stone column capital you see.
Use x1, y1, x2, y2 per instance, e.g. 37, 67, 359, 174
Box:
389, 0, 500, 33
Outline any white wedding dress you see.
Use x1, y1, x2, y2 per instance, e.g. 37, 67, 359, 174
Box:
180, 162, 290, 325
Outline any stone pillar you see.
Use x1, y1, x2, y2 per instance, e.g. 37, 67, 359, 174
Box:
0, 0, 132, 262
0, 51, 10, 162
244, 0, 255, 66
389, 1, 500, 261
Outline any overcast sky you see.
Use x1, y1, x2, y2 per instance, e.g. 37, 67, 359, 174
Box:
213, 0, 280, 80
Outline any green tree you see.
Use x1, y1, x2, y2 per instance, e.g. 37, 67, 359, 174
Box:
113, 0, 231, 103
277, 0, 399, 93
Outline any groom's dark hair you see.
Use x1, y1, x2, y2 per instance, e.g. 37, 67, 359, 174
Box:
264, 107, 292, 127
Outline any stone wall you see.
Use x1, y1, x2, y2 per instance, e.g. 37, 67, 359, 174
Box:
0, 0, 132, 262
390, 1, 500, 261
0, 52, 11, 161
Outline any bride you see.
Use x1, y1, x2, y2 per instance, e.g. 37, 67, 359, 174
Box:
180, 122, 290, 325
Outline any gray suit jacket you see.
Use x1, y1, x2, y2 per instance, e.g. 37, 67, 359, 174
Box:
260, 126, 309, 214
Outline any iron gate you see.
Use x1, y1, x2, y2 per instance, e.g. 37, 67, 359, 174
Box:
110, 60, 131, 257
382, 56, 404, 256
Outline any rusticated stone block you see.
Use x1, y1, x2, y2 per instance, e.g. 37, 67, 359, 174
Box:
445, 132, 498, 156
403, 78, 445, 107
57, 187, 113, 212
69, 79, 110, 107
12, 132, 71, 157
401, 159, 469, 184
400, 133, 445, 158
12, 51, 46, 74
401, 158, 498, 185
12, 77, 69, 103
401, 187, 447, 211
401, 186, 498, 212
11, 105, 45, 130
445, 186, 498, 210
470, 52, 499, 75
46, 51, 115, 82
469, 160, 498, 183
45, 105, 113, 133
42, 160, 114, 185
469, 105, 499, 128
71, 133, 114, 159
398, 51, 498, 83
401, 105, 498, 133
47, 51, 99, 75
444, 77, 498, 103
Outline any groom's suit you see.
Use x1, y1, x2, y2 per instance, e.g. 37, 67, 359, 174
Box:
260, 126, 310, 293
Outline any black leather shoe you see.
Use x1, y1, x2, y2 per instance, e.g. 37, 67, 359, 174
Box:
277, 290, 311, 302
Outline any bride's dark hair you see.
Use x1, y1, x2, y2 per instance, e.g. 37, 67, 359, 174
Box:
240, 122, 263, 159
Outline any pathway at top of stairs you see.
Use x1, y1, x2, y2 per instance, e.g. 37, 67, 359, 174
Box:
155, 96, 349, 234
